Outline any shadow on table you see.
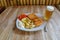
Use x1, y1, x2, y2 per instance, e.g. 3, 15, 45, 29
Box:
13, 26, 42, 35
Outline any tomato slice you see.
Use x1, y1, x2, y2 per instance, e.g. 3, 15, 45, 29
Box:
18, 14, 27, 20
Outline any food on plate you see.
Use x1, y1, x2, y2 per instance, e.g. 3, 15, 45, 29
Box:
21, 17, 35, 29
34, 21, 41, 26
28, 13, 43, 26
33, 18, 40, 22
18, 13, 43, 29
18, 20, 25, 28
18, 14, 27, 20
28, 13, 38, 20
34, 18, 43, 26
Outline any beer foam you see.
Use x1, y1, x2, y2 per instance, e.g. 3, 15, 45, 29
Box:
47, 6, 54, 11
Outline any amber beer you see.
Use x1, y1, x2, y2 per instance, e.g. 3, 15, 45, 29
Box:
44, 6, 54, 21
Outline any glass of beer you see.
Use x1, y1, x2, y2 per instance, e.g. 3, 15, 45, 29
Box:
44, 6, 54, 21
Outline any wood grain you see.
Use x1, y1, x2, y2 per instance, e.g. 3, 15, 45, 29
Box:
0, 6, 60, 40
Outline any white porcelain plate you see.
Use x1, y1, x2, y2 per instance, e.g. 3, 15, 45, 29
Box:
16, 13, 47, 31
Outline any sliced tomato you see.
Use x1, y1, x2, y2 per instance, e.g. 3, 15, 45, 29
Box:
18, 14, 27, 20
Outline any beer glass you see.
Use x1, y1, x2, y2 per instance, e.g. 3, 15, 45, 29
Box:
44, 6, 54, 21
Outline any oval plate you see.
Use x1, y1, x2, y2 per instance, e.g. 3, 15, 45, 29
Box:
16, 13, 47, 31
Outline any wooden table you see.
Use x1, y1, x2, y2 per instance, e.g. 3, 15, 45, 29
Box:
0, 6, 60, 40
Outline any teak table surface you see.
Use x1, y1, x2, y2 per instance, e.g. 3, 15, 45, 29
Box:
0, 6, 60, 40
